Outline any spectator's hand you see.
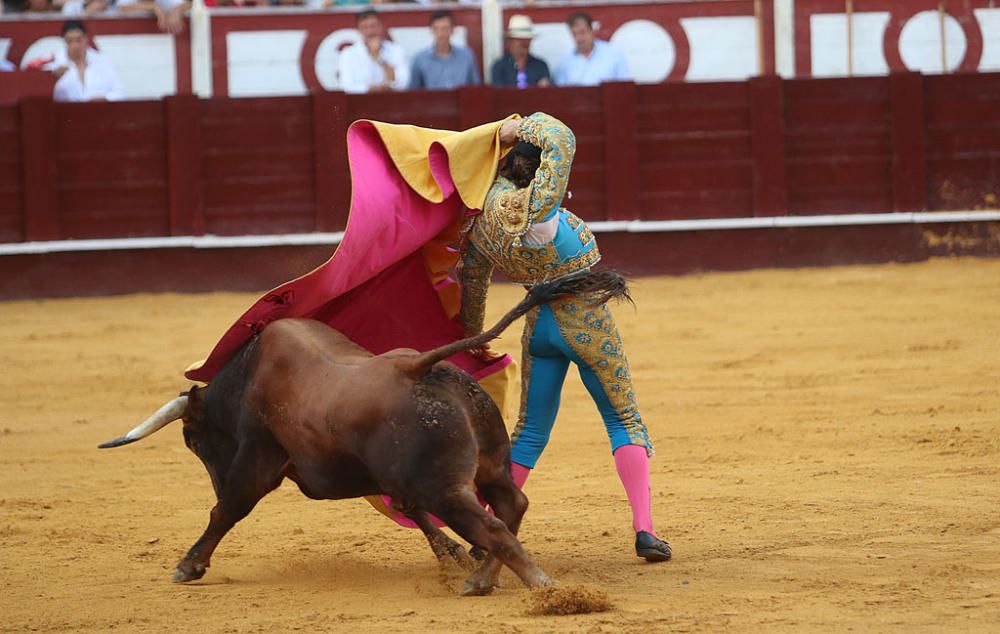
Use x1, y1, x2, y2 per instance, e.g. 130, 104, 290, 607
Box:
381, 62, 395, 85
154, 4, 168, 31
537, 78, 551, 87
164, 4, 187, 35
366, 38, 383, 60
499, 118, 520, 147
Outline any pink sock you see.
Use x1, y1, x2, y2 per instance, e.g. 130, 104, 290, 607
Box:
511, 462, 531, 489
614, 444, 656, 535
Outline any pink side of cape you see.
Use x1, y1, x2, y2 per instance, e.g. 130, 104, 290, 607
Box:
185, 121, 507, 383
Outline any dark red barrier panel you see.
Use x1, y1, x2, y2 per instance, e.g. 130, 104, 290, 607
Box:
311, 90, 350, 233
925, 72, 1000, 210
889, 71, 928, 212
0, 71, 55, 105
0, 105, 23, 243
635, 81, 753, 219
19, 97, 59, 241
784, 77, 894, 214
749, 75, 788, 216
54, 100, 169, 239
166, 95, 204, 236
199, 97, 314, 236
7, 75, 1000, 245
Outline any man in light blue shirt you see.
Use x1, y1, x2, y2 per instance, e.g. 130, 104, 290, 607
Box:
409, 10, 481, 91
553, 12, 631, 87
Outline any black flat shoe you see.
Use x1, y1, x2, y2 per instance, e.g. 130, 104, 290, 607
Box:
635, 531, 672, 562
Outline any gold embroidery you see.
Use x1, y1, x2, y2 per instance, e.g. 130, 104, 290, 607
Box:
470, 179, 601, 285
510, 306, 540, 448
552, 294, 654, 456
458, 243, 494, 336
494, 188, 532, 236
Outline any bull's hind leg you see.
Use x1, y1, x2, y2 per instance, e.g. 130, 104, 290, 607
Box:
173, 444, 287, 582
429, 487, 552, 596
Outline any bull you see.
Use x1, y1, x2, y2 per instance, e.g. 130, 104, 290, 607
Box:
99, 271, 628, 595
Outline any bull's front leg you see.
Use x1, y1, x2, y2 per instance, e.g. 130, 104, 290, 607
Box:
460, 479, 548, 595
405, 510, 477, 571
173, 449, 285, 582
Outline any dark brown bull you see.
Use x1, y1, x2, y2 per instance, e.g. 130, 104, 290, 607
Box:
99, 271, 628, 595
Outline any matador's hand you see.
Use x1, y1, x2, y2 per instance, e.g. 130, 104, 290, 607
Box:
499, 119, 520, 148
469, 343, 504, 363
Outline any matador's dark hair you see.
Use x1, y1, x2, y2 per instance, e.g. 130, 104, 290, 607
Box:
501, 141, 542, 188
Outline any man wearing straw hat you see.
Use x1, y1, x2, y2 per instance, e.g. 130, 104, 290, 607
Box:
490, 14, 551, 88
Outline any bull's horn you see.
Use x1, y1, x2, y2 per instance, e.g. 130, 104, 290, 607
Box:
98, 396, 188, 449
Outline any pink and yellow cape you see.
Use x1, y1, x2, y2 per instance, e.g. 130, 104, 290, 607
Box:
184, 116, 519, 525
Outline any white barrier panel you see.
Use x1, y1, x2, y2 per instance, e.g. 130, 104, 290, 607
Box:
682, 16, 759, 80
974, 8, 1000, 72
811, 12, 891, 77
227, 30, 308, 98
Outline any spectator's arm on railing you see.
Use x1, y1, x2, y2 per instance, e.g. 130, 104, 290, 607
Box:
117, 0, 190, 35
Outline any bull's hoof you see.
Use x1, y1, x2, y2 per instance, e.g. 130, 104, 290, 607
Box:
635, 531, 672, 562
171, 562, 207, 583
450, 544, 478, 572
522, 572, 557, 589
459, 578, 497, 597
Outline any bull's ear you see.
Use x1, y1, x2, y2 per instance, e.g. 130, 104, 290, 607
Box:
181, 385, 207, 424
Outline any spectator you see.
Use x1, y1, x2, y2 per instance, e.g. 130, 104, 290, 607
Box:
409, 10, 481, 90
21, 0, 56, 12
554, 12, 631, 86
490, 15, 550, 89
117, 0, 191, 35
338, 9, 409, 94
61, 0, 111, 15
52, 20, 125, 102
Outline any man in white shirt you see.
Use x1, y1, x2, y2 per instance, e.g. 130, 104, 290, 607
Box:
553, 12, 631, 87
52, 20, 125, 102
338, 9, 409, 94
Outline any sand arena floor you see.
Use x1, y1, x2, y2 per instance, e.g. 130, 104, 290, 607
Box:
1, 257, 998, 632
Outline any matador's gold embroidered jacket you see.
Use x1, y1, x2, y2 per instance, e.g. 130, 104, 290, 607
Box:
460, 112, 602, 336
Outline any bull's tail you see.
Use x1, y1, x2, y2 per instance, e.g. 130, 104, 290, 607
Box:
398, 269, 632, 377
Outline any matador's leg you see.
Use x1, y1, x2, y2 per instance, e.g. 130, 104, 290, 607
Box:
509, 307, 571, 473
548, 295, 671, 562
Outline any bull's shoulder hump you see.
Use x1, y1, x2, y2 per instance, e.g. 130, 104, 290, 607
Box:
260, 319, 372, 361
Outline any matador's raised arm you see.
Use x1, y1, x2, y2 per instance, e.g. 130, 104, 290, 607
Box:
518, 112, 577, 225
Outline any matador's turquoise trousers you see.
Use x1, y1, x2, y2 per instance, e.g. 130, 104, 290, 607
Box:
510, 294, 653, 468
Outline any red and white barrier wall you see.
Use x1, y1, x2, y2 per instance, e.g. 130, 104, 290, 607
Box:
2, 2, 1000, 298
3, 1, 1000, 100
